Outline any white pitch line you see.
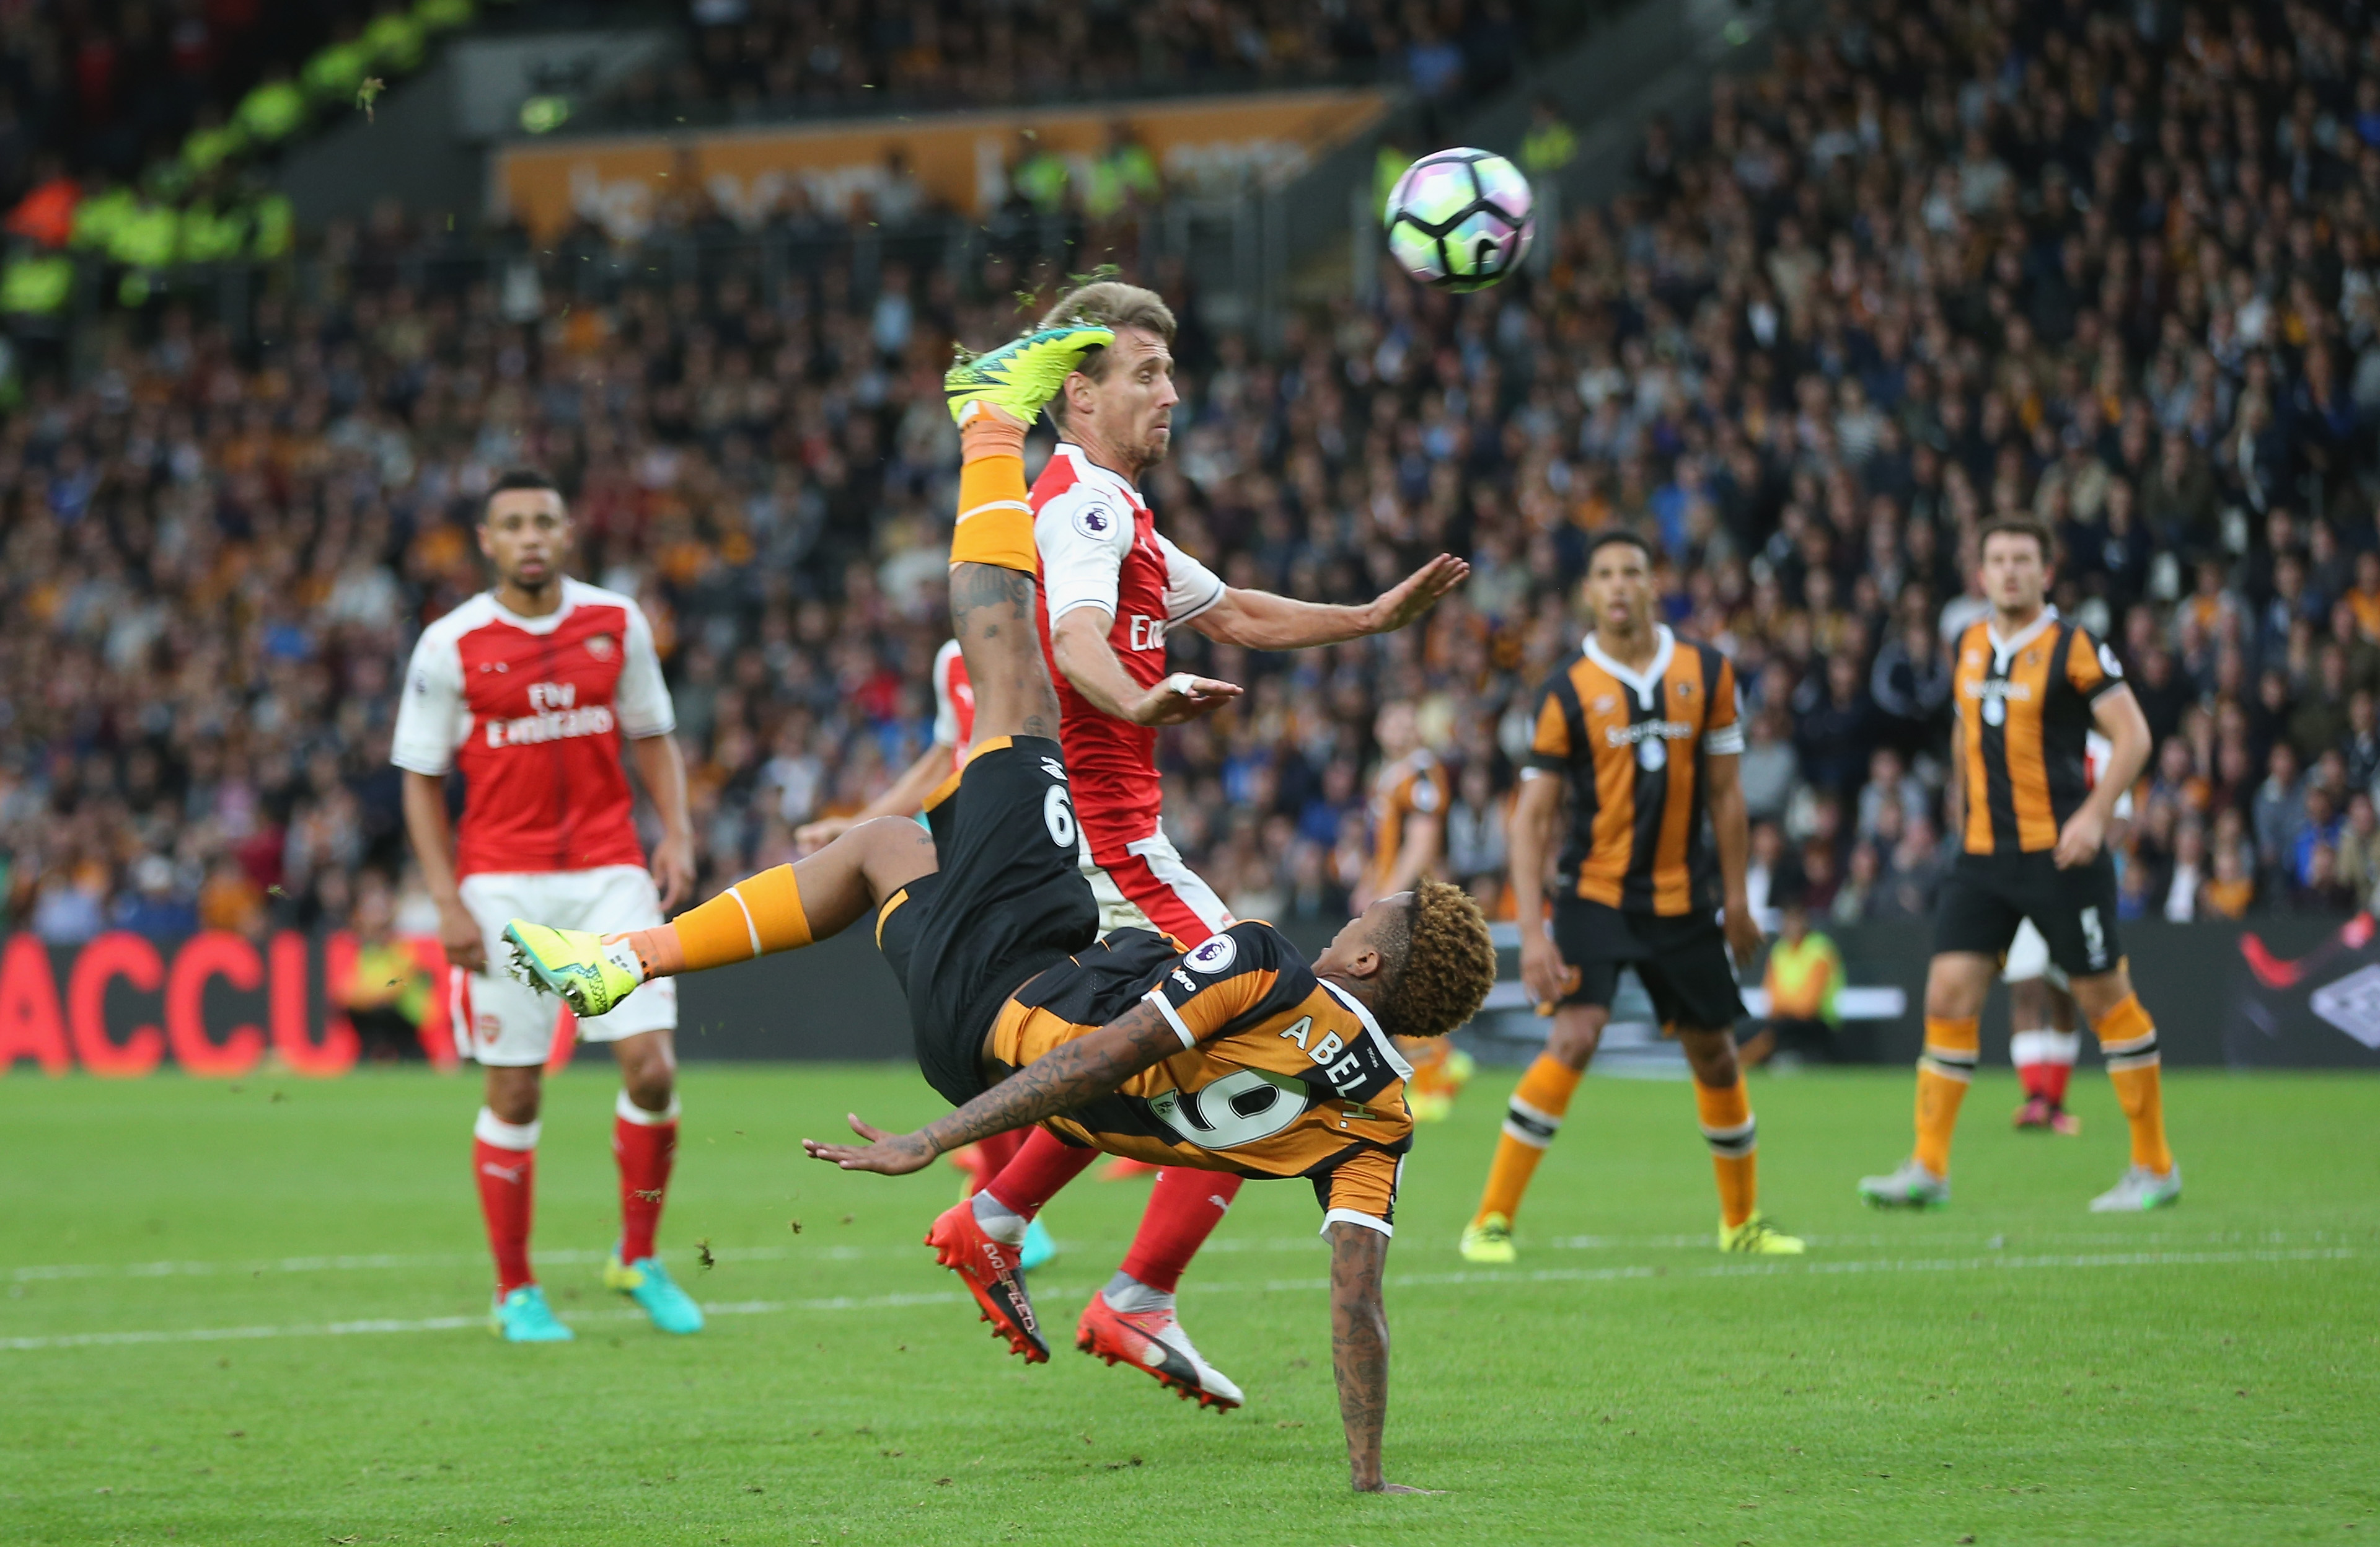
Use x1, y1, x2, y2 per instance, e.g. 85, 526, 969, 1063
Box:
0, 1248, 2352, 1354
9, 1228, 2358, 1285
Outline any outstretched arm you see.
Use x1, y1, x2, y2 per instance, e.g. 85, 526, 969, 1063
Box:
803, 999, 1184, 1173
1328, 1222, 1435, 1494
1189, 554, 1470, 650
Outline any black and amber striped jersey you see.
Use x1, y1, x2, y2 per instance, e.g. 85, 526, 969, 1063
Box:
1952, 614, 2128, 856
1527, 625, 1743, 916
987, 921, 1410, 1235
1367, 751, 1448, 897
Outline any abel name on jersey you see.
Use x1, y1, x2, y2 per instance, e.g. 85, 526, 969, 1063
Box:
1155, 931, 1406, 1108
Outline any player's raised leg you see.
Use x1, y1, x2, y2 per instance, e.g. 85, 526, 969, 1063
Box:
1859, 950, 1991, 1208
2071, 967, 2180, 1210
505, 816, 941, 1015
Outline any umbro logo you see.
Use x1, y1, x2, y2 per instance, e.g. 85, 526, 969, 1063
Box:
1041, 757, 1067, 782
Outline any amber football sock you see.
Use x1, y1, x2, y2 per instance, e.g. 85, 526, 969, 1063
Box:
950, 407, 1037, 573
608, 865, 812, 980
2091, 994, 2174, 1174
1695, 1075, 1758, 1228
1913, 1015, 1979, 1176
1473, 1053, 1582, 1227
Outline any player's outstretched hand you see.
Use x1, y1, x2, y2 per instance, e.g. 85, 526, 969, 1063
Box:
1135, 672, 1242, 726
802, 1114, 938, 1175
1364, 553, 1471, 636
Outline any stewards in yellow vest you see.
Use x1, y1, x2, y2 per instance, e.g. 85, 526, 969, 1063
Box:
1520, 99, 1577, 178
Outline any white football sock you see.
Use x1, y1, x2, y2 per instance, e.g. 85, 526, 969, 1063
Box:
970, 1190, 1028, 1246
1103, 1271, 1174, 1314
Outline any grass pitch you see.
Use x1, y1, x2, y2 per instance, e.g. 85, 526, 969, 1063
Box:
2, 1063, 2374, 1546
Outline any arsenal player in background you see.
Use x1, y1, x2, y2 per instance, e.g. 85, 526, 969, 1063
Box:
394, 471, 704, 1342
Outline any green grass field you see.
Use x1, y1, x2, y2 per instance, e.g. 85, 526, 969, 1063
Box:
2, 1064, 2374, 1546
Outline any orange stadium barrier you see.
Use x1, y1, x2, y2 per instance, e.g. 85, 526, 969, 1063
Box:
491, 87, 1386, 240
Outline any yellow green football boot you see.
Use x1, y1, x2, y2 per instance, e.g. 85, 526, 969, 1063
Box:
1719, 1212, 1806, 1254
944, 321, 1115, 428
1459, 1212, 1517, 1264
503, 919, 643, 1018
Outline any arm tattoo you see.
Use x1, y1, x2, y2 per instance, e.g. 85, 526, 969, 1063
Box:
1328, 1222, 1391, 1490
917, 1000, 1181, 1156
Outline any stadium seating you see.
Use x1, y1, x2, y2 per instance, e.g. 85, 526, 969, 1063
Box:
2, 0, 2378, 951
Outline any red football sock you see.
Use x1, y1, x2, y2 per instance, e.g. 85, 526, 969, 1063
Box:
964, 1129, 1027, 1197
982, 1126, 1100, 1218
472, 1108, 539, 1295
613, 1091, 679, 1264
1119, 1168, 1243, 1294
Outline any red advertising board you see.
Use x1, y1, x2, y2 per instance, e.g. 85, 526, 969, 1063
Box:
0, 932, 474, 1078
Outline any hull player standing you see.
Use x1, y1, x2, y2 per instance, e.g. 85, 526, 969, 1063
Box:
1859, 516, 2179, 1212
956, 280, 1464, 1409
501, 319, 1499, 1491
394, 470, 704, 1341
1460, 531, 1803, 1263
2003, 727, 2130, 1135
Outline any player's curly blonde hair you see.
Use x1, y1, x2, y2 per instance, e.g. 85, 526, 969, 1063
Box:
1376, 878, 1498, 1041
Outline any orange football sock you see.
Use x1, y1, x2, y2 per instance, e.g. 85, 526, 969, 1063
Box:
1913, 1015, 1980, 1176
609, 865, 811, 979
2091, 994, 2174, 1174
1695, 1075, 1758, 1228
1401, 1034, 1452, 1097
1473, 1053, 1582, 1227
950, 407, 1036, 573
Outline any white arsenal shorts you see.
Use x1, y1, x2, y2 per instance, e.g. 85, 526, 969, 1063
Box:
453, 865, 677, 1066
1998, 918, 2069, 990
1081, 829, 1235, 945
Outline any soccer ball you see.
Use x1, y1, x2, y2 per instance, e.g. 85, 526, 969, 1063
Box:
1383, 148, 1535, 293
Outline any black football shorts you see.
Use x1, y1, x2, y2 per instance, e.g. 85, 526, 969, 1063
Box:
1932, 850, 2122, 980
874, 735, 1099, 1107
1549, 897, 1745, 1033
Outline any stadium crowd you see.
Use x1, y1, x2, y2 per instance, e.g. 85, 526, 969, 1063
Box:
9, 0, 2380, 952
617, 0, 1532, 125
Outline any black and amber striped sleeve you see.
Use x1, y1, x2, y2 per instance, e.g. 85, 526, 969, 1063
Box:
1701, 650, 1744, 755
1526, 674, 1573, 774
2065, 627, 2128, 704
1143, 922, 1316, 1048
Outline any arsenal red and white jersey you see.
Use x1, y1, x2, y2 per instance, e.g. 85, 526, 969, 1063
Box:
391, 578, 675, 879
1030, 443, 1225, 858
931, 637, 977, 773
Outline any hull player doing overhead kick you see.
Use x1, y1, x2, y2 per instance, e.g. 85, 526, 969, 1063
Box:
1858, 515, 2179, 1213
503, 319, 1499, 1493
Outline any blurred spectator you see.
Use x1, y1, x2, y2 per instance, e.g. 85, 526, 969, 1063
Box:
1742, 887, 1840, 1069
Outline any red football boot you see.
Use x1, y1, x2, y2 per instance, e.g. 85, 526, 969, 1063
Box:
1075, 1291, 1244, 1411
925, 1200, 1048, 1363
